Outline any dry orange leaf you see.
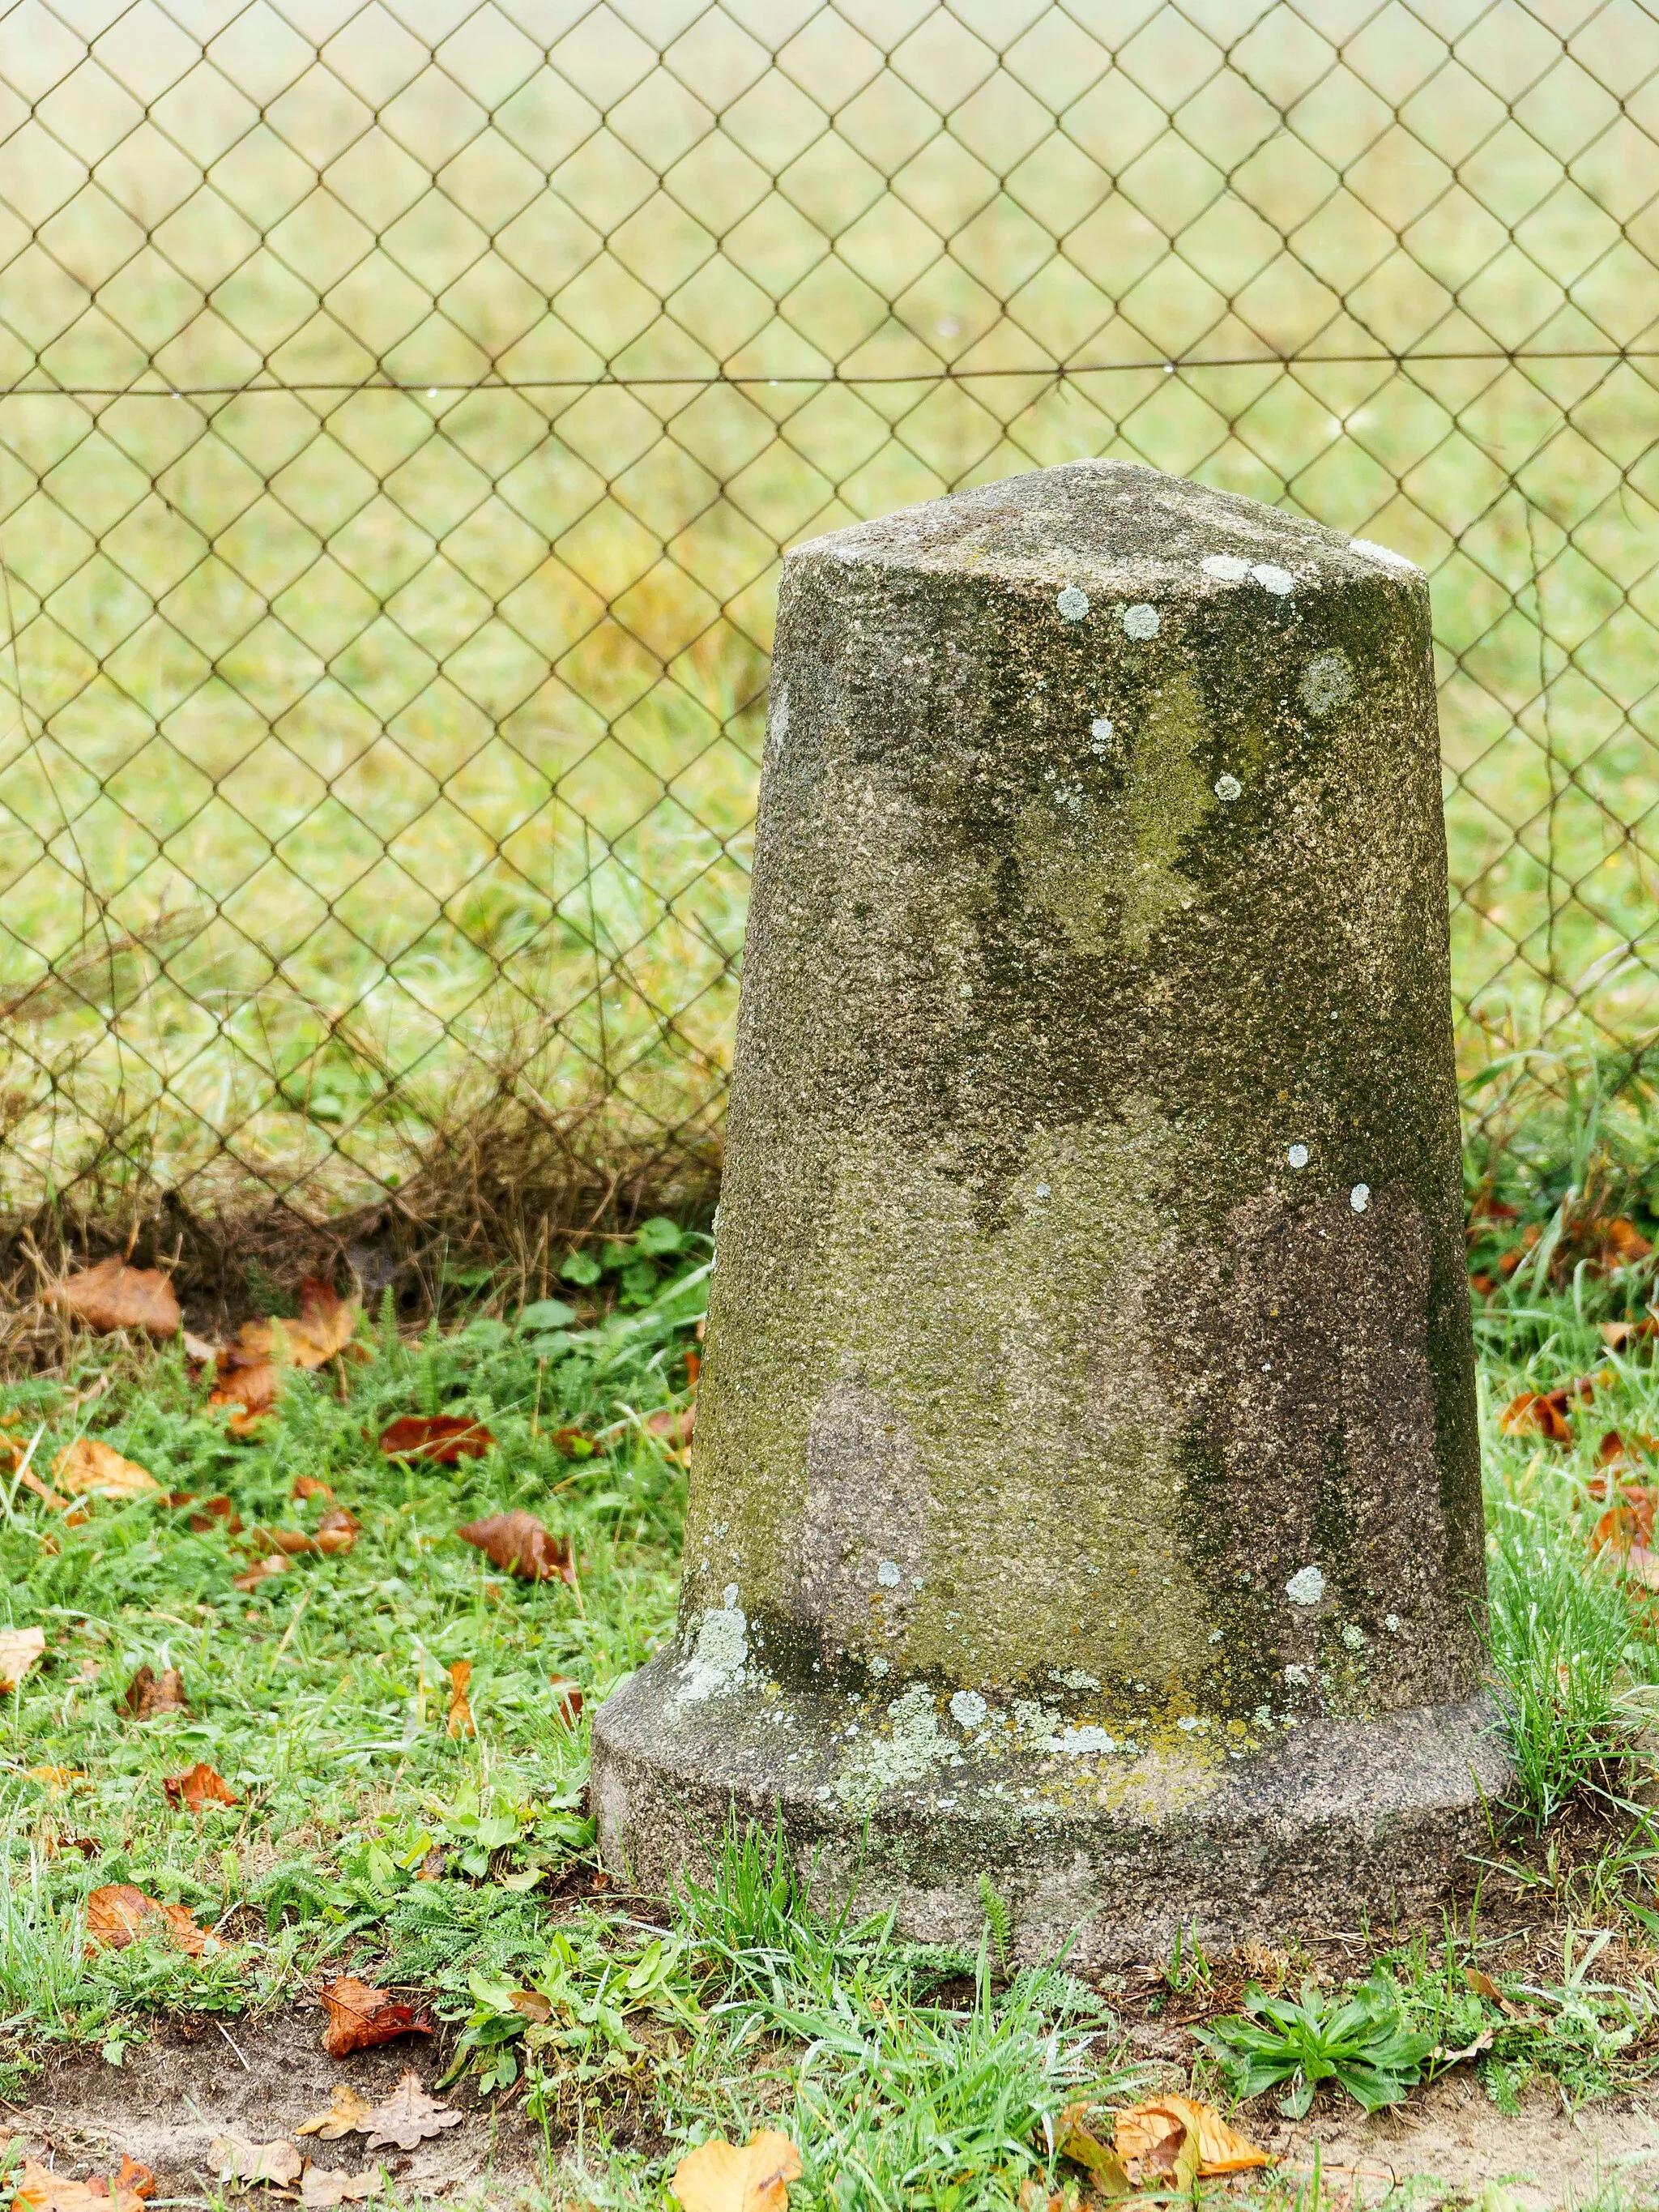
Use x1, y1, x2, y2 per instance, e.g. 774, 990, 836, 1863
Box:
457, 1510, 574, 1584
1114, 2096, 1271, 2180
184, 1493, 242, 1534
163, 1760, 239, 1813
293, 1473, 335, 1501
247, 1507, 360, 1561
51, 1439, 160, 1503
300, 2167, 385, 2208
11, 2154, 156, 2212
670, 2130, 803, 2212
360, 2071, 462, 2151
49, 1258, 181, 1339
1499, 1389, 1576, 1443
84, 1884, 209, 1958
210, 1279, 363, 1431
645, 1404, 695, 1449
379, 1415, 494, 1464
296, 2085, 376, 2140
318, 1975, 433, 2058
0, 1625, 45, 1691
232, 1556, 288, 1592
446, 1658, 475, 1740
549, 1674, 583, 1725
119, 1664, 187, 1719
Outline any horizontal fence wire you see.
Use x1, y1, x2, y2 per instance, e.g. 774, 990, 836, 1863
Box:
2, 0, 1658, 1233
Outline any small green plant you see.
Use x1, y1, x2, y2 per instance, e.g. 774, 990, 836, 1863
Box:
1200, 1972, 1433, 2117
558, 1218, 696, 1306
978, 1872, 1013, 1976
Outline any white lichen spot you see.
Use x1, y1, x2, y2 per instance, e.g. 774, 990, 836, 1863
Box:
1090, 715, 1113, 749
1032, 1183, 1051, 1199
1341, 1623, 1366, 1650
1253, 1704, 1273, 1727
1048, 1668, 1101, 1690
676, 1603, 748, 1703
1286, 1142, 1309, 1169
1300, 650, 1354, 717
1350, 1182, 1371, 1212
1176, 1715, 1208, 1733
1286, 1565, 1326, 1607
1252, 563, 1294, 596
1285, 1663, 1311, 1686
868, 1655, 889, 1676
949, 1689, 987, 1728
876, 1559, 902, 1588
723, 1582, 738, 1608
1045, 1724, 1116, 1755
1385, 1613, 1401, 1633
1122, 602, 1159, 639
1213, 772, 1243, 802
1350, 537, 1418, 571
768, 683, 789, 754
1056, 584, 1090, 621
1200, 553, 1252, 582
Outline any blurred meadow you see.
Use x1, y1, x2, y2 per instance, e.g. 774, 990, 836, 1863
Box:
2, 0, 1659, 1237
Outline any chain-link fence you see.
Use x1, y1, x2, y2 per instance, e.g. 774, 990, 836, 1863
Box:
2, 0, 1657, 1243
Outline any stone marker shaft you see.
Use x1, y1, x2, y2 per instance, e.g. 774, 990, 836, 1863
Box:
593, 460, 1504, 1960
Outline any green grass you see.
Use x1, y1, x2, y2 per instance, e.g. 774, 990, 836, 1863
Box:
11, 1208, 1659, 2199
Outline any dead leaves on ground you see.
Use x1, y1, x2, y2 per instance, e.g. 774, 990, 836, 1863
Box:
49, 1258, 181, 1339
210, 1280, 364, 1434
210, 2138, 302, 2189
1110, 2095, 1272, 2184
163, 1760, 238, 1813
378, 1416, 493, 1464
318, 1975, 432, 2058
1499, 1375, 1597, 1444
356, 2072, 462, 2152
0, 1625, 45, 1691
457, 1510, 574, 1584
671, 2130, 802, 2212
120, 1664, 188, 1719
83, 1884, 210, 1958
296, 2089, 374, 2142
51, 1439, 160, 1503
11, 2154, 156, 2212
446, 1659, 474, 1739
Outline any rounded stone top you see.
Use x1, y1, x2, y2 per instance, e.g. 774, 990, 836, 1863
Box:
791, 459, 1419, 600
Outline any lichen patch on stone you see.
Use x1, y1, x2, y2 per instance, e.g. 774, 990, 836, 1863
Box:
675, 1604, 749, 1703
1200, 554, 1251, 582
1252, 562, 1294, 595
1350, 537, 1418, 570
1056, 585, 1090, 620
1286, 1565, 1326, 1607
1122, 602, 1159, 638
1300, 650, 1354, 717
1213, 772, 1243, 801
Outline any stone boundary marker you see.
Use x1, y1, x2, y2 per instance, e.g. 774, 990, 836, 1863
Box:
592, 459, 1508, 1963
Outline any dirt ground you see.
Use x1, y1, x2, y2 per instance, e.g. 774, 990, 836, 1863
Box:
8, 2012, 1659, 2209
3, 2013, 548, 2206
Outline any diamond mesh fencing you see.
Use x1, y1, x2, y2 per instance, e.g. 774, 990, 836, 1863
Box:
2, 0, 1658, 1238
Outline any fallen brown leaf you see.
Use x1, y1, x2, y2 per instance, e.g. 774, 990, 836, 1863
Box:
446, 1658, 475, 1740
246, 1508, 359, 1561
51, 1440, 160, 1502
296, 2086, 376, 2141
359, 2070, 463, 2151
1591, 1488, 1659, 1553
0, 1625, 46, 1691
457, 1510, 574, 1583
1499, 1388, 1578, 1443
645, 1404, 695, 1449
1114, 2097, 1270, 2180
185, 1494, 243, 1534
11, 2154, 156, 2212
208, 1357, 279, 1435
232, 1556, 289, 1592
300, 2169, 384, 2209
318, 1975, 433, 2058
293, 1474, 335, 1501
210, 2136, 302, 2188
670, 2130, 803, 2212
119, 1664, 188, 1718
1624, 1544, 1659, 1591
84, 1884, 209, 1958
549, 1674, 583, 1724
1056, 2102, 1132, 2192
210, 1280, 364, 1433
181, 1330, 220, 1364
378, 1416, 494, 1464
49, 1258, 180, 1339
550, 1425, 601, 1458
163, 1760, 239, 1813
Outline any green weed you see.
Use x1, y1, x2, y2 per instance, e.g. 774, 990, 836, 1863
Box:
1199, 1971, 1434, 2118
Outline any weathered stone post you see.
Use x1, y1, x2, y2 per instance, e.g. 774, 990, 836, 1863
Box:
591, 459, 1506, 1962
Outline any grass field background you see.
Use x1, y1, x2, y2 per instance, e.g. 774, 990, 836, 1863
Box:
3, 0, 1659, 1230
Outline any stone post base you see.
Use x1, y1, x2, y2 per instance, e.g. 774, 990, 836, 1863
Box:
591, 1658, 1511, 1968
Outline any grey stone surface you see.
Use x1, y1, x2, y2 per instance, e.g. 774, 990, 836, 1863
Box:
591, 457, 1503, 1949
